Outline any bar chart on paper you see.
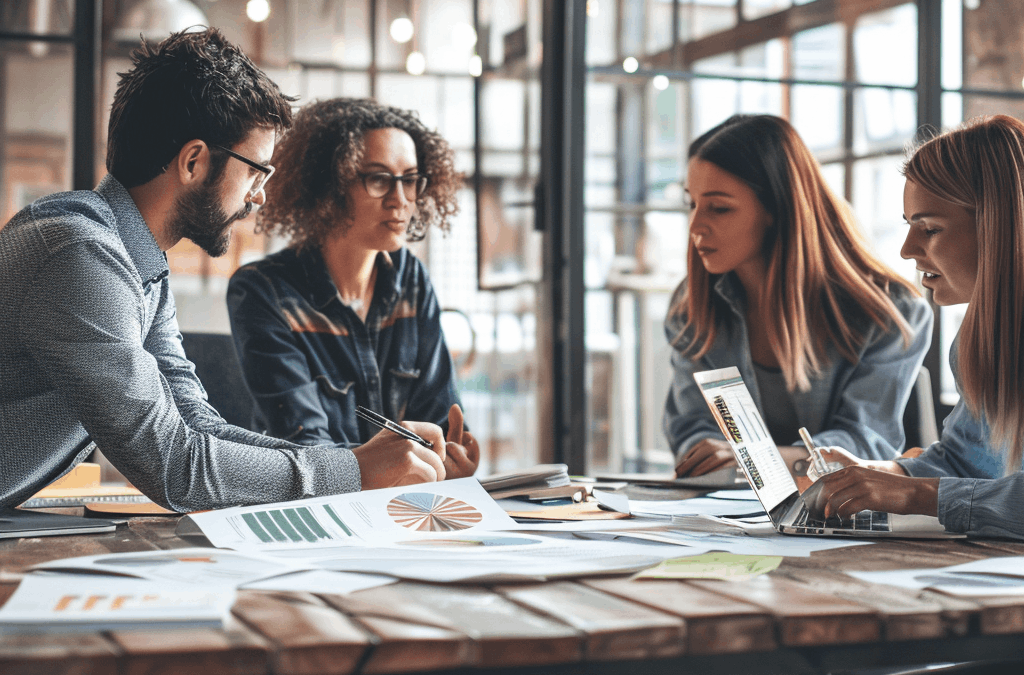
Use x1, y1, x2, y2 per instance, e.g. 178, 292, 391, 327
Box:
231, 504, 355, 544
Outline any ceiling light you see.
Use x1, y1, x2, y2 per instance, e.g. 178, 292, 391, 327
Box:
623, 57, 639, 73
469, 54, 482, 77
246, 0, 270, 23
391, 17, 414, 44
406, 51, 426, 76
653, 75, 669, 90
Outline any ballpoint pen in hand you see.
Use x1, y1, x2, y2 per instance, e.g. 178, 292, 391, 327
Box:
355, 405, 435, 450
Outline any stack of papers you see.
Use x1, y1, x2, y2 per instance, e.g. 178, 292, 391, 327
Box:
0, 574, 234, 633
847, 556, 1024, 596
478, 464, 573, 499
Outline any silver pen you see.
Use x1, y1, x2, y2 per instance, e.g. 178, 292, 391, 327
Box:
355, 406, 434, 449
798, 426, 829, 477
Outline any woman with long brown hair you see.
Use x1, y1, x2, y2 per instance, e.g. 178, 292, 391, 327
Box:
813, 115, 1024, 538
666, 114, 932, 477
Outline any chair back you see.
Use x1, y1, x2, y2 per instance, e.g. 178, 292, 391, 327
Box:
903, 366, 939, 450
179, 332, 256, 431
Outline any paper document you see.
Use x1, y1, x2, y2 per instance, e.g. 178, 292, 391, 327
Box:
633, 552, 783, 580
628, 497, 765, 519
242, 570, 396, 594
848, 556, 1024, 596
479, 464, 570, 492
582, 524, 872, 557
187, 477, 517, 551
0, 573, 234, 633
33, 547, 303, 588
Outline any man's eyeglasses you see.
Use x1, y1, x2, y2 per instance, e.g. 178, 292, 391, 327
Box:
360, 172, 429, 200
211, 144, 275, 200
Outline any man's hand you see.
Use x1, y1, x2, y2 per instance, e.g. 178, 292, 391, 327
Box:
443, 404, 480, 479
353, 421, 446, 489
675, 438, 736, 477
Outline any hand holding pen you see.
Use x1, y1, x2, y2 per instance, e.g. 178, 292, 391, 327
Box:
798, 427, 844, 482
351, 407, 447, 489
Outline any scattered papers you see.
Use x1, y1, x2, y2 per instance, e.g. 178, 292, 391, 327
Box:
504, 500, 631, 521
633, 552, 783, 580
0, 573, 234, 633
847, 556, 1024, 596
581, 523, 872, 557
705, 489, 759, 501
594, 466, 745, 489
592, 489, 630, 514
242, 569, 396, 594
628, 497, 765, 519
187, 478, 517, 551
479, 464, 570, 492
33, 547, 303, 588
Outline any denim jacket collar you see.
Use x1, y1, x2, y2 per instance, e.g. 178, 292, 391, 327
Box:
301, 245, 407, 313
96, 175, 169, 288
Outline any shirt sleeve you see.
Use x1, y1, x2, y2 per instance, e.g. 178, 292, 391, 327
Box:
226, 265, 340, 446
401, 262, 463, 430
897, 397, 1024, 538
810, 293, 934, 460
19, 240, 360, 512
662, 313, 723, 464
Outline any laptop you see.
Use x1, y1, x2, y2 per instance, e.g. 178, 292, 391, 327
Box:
693, 367, 962, 539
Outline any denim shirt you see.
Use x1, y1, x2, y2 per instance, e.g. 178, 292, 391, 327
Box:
664, 273, 933, 462
226, 245, 462, 445
898, 336, 1024, 538
0, 176, 360, 511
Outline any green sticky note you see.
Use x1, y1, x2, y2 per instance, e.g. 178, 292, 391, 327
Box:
633, 552, 783, 581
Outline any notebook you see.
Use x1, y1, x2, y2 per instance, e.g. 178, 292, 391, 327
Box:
692, 367, 962, 539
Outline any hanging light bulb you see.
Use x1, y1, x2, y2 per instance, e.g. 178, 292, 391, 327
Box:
246, 0, 270, 23
653, 75, 669, 90
390, 17, 414, 43
623, 57, 639, 73
469, 54, 483, 77
406, 51, 426, 76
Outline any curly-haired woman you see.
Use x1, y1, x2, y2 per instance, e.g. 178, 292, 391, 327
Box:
227, 98, 478, 479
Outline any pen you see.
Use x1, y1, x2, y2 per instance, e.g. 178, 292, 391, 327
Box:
355, 406, 434, 450
798, 426, 829, 477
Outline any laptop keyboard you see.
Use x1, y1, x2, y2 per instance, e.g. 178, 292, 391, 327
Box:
793, 506, 891, 532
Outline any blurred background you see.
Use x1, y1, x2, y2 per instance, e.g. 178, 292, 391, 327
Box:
1, 0, 1020, 475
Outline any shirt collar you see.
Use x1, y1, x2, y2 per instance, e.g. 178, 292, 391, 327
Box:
303, 245, 405, 310
96, 175, 169, 287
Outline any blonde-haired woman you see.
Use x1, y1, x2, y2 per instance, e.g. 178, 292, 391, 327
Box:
814, 115, 1024, 538
667, 114, 933, 477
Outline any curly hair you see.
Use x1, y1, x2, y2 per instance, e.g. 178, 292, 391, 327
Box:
107, 27, 295, 188
257, 98, 462, 246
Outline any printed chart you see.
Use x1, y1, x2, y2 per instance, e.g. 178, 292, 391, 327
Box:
232, 504, 353, 544
387, 493, 484, 532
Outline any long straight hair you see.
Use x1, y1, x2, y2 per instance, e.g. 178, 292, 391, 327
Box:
904, 115, 1024, 471
672, 114, 917, 391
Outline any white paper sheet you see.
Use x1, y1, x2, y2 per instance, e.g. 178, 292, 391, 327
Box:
0, 573, 234, 633
188, 478, 518, 551
628, 497, 765, 518
32, 547, 304, 587
241, 569, 396, 594
848, 556, 1024, 596
271, 533, 710, 583
705, 489, 759, 501
580, 525, 872, 557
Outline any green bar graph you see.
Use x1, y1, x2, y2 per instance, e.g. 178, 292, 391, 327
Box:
270, 510, 302, 543
241, 513, 273, 543
296, 507, 330, 539
323, 504, 353, 536
255, 511, 287, 542
283, 508, 317, 543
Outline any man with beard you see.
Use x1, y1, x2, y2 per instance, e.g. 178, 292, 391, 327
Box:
0, 28, 450, 512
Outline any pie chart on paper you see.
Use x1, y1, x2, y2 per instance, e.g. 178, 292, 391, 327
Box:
386, 493, 484, 532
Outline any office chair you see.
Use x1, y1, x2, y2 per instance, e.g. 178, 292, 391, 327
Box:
179, 331, 256, 431
902, 366, 939, 451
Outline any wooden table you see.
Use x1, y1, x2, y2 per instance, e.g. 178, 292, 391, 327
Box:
3, 513, 1024, 675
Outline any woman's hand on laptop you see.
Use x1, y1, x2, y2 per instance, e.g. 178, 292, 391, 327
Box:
816, 446, 905, 474
675, 438, 737, 477
811, 464, 940, 520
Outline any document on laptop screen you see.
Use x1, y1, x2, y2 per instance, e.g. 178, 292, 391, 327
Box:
693, 367, 798, 512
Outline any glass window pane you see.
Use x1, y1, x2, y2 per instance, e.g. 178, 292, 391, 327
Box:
792, 23, 844, 81
683, 0, 738, 42
941, 0, 963, 90
691, 77, 739, 137
962, 95, 1024, 123
2, 43, 73, 225
0, 0, 73, 36
743, 0, 790, 21
422, 0, 476, 75
791, 85, 842, 151
851, 155, 916, 285
819, 163, 846, 202
644, 0, 675, 55
586, 0, 617, 65
942, 91, 963, 130
853, 3, 917, 87
853, 87, 917, 155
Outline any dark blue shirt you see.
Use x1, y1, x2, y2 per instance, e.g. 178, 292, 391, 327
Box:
227, 245, 462, 445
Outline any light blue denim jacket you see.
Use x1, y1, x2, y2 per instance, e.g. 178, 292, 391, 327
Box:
897, 336, 1024, 538
664, 273, 933, 463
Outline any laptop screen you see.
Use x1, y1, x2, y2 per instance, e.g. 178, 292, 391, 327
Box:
693, 367, 799, 513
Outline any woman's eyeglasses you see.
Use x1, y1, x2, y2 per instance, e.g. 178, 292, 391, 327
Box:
360, 172, 429, 200
211, 144, 275, 200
